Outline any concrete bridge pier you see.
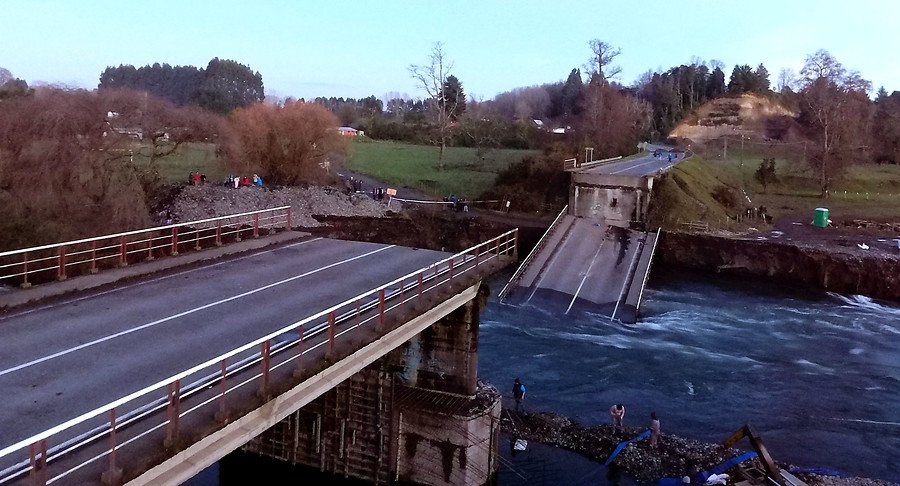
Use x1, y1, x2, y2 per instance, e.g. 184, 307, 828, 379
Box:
243, 282, 500, 485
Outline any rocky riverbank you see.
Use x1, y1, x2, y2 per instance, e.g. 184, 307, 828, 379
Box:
499, 409, 897, 486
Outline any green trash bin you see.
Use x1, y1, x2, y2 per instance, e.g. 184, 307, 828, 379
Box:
814, 208, 829, 228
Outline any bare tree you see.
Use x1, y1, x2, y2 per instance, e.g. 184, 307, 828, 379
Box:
776, 68, 797, 93
409, 42, 456, 170
798, 50, 872, 197
585, 39, 622, 84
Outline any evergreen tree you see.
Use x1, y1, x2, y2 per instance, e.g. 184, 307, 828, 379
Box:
441, 74, 466, 121
706, 66, 726, 99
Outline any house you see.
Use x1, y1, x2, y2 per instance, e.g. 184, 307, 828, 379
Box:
338, 126, 362, 137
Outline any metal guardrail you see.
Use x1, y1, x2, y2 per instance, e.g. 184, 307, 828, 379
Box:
497, 206, 568, 302
563, 156, 623, 171
0, 207, 292, 288
0, 229, 518, 485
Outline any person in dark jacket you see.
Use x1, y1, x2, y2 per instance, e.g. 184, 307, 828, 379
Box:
513, 378, 526, 411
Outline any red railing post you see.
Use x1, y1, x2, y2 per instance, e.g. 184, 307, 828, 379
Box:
90, 240, 98, 274
57, 245, 66, 281
215, 221, 222, 246
327, 311, 336, 355
165, 380, 181, 448
29, 439, 47, 486
513, 229, 519, 257
417, 272, 423, 304
286, 207, 292, 229
259, 341, 271, 396
377, 289, 385, 330
253, 213, 259, 238
295, 326, 306, 373
146, 234, 155, 261
120, 235, 128, 267
101, 408, 123, 485
216, 359, 228, 422
171, 227, 179, 256
21, 252, 31, 288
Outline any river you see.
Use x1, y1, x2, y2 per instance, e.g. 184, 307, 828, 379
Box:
480, 267, 900, 484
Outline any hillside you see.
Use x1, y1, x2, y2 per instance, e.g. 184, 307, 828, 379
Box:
671, 93, 798, 143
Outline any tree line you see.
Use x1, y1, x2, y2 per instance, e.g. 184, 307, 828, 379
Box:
98, 58, 264, 114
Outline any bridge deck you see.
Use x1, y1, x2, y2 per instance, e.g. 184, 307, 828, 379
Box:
508, 219, 655, 321
0, 238, 450, 459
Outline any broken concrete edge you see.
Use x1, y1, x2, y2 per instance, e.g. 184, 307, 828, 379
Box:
0, 231, 311, 313
123, 282, 481, 486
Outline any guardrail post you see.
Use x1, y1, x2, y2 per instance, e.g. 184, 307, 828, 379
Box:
57, 245, 67, 281
513, 229, 519, 258
448, 258, 454, 286
170, 227, 179, 256
90, 241, 99, 274
355, 300, 361, 328
215, 360, 229, 422
235, 220, 242, 242
165, 380, 181, 449
146, 235, 155, 262
259, 341, 271, 397
20, 252, 31, 288
377, 289, 385, 330
495, 236, 501, 256
29, 439, 47, 486
293, 325, 305, 378
327, 310, 336, 355
215, 221, 223, 246
119, 235, 128, 267
286, 207, 292, 230
398, 281, 404, 311
101, 408, 123, 486
417, 273, 423, 304
475, 246, 480, 270
253, 213, 260, 238
194, 229, 201, 251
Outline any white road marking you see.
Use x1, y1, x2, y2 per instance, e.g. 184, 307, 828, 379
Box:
0, 238, 323, 322
565, 239, 605, 314
0, 243, 393, 377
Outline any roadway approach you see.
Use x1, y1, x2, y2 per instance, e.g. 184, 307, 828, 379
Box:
500, 149, 684, 322
0, 236, 460, 483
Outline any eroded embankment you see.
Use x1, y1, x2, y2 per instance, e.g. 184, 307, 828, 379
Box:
656, 232, 900, 301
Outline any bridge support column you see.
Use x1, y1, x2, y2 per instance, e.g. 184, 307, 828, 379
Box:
243, 282, 499, 485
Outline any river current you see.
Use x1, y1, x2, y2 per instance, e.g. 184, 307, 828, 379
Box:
481, 268, 900, 484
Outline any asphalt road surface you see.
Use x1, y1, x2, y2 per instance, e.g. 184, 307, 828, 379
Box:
587, 147, 685, 176
513, 218, 643, 315
0, 238, 448, 455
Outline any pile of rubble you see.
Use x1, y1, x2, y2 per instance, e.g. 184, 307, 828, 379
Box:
165, 185, 390, 228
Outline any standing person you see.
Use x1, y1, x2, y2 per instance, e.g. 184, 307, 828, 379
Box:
648, 412, 661, 448
609, 403, 626, 430
193, 172, 201, 185
512, 378, 526, 411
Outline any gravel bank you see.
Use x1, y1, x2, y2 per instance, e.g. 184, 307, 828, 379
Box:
166, 185, 390, 228
500, 410, 897, 486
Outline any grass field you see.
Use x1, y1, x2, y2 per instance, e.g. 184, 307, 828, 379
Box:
128, 143, 227, 183
692, 145, 900, 223
344, 139, 539, 199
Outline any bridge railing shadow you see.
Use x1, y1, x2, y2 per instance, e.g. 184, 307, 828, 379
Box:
0, 206, 292, 288
0, 229, 518, 486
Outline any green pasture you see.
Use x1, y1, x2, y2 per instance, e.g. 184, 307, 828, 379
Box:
127, 143, 226, 183
345, 140, 539, 198
690, 145, 900, 222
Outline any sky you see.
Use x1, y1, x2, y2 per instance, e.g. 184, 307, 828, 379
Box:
3, 0, 899, 102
